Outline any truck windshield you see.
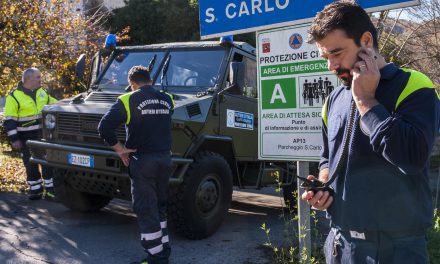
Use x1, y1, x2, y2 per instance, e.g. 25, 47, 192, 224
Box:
97, 49, 225, 91
98, 51, 166, 90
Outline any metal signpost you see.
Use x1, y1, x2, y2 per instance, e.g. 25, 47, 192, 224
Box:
257, 24, 336, 261
197, 0, 421, 263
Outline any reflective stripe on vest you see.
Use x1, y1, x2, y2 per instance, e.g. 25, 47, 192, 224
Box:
163, 92, 175, 108
321, 69, 439, 127
322, 97, 329, 128
7, 129, 18, 136
17, 114, 42, 122
4, 116, 18, 121
17, 124, 42, 131
5, 114, 42, 122
118, 91, 135, 125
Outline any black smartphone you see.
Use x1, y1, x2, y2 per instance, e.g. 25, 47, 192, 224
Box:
297, 175, 334, 195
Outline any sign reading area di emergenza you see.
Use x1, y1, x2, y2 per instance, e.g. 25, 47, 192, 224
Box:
257, 24, 339, 161
199, 0, 419, 39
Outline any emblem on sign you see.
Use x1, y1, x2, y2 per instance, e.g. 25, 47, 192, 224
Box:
289, 33, 303, 49
262, 38, 271, 53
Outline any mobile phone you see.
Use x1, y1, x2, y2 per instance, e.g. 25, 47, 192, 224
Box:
297, 175, 334, 195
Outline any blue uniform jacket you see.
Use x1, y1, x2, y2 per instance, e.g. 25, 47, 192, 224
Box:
321, 63, 440, 232
98, 85, 174, 154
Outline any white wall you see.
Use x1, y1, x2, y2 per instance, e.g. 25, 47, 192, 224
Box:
103, 0, 125, 10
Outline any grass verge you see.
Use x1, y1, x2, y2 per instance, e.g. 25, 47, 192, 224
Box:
0, 143, 27, 192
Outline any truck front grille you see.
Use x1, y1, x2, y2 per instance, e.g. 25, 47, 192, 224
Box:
57, 113, 125, 142
58, 113, 80, 132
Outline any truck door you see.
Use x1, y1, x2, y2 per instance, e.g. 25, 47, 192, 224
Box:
219, 52, 258, 159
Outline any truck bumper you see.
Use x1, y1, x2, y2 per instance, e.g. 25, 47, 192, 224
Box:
27, 140, 192, 186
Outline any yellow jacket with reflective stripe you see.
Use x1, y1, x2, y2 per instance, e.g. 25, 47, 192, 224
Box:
3, 83, 57, 141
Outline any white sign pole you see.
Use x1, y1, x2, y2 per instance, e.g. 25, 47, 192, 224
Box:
297, 161, 311, 263
257, 25, 324, 263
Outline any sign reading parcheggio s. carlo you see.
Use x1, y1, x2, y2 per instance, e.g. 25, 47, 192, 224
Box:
199, 0, 419, 39
257, 24, 339, 161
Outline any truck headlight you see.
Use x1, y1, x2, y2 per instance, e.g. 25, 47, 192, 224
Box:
44, 114, 56, 130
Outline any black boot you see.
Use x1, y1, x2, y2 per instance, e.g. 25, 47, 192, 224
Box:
29, 187, 43, 200
131, 250, 170, 264
44, 187, 57, 201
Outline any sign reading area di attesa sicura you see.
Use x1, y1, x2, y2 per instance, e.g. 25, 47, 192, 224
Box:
257, 24, 339, 161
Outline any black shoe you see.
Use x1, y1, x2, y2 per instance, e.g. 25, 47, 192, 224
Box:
130, 259, 149, 264
131, 252, 169, 264
162, 247, 171, 259
44, 187, 57, 201
130, 258, 168, 264
29, 188, 43, 200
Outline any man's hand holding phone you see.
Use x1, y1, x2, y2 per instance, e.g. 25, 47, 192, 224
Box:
300, 175, 334, 210
351, 47, 380, 116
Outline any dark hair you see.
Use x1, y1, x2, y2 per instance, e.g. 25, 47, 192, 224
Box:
128, 65, 151, 84
308, 0, 379, 49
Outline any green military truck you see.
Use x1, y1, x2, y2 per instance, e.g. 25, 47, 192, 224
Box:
27, 39, 296, 239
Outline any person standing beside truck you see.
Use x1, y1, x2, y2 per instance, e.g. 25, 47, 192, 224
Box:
98, 65, 174, 264
301, 1, 440, 263
3, 67, 58, 200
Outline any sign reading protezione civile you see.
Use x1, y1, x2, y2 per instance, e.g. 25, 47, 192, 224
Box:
257, 24, 339, 161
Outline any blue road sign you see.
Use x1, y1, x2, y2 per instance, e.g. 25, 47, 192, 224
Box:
199, 0, 419, 39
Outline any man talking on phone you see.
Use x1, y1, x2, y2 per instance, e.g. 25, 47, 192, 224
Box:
301, 1, 440, 263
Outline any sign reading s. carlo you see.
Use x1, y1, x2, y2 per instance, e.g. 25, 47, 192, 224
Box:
199, 0, 419, 39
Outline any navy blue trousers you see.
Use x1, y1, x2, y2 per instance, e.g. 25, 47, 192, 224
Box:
324, 228, 428, 264
129, 151, 172, 263
20, 133, 53, 190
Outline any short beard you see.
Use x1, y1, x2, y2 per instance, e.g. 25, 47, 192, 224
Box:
334, 68, 352, 87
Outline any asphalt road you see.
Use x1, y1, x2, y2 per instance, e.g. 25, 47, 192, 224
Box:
0, 188, 328, 264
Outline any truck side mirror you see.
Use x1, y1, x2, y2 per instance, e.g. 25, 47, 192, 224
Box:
75, 54, 86, 81
218, 62, 245, 96
230, 62, 245, 92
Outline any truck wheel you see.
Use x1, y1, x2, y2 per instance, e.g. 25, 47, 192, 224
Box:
53, 169, 112, 212
168, 151, 233, 239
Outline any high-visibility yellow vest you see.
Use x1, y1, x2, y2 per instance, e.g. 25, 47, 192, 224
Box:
118, 90, 175, 125
4, 87, 57, 136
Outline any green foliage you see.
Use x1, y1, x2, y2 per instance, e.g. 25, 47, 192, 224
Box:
107, 0, 199, 45
107, 0, 256, 46
262, 174, 325, 264
0, 0, 107, 98
0, 140, 26, 193
427, 209, 440, 264
264, 176, 440, 263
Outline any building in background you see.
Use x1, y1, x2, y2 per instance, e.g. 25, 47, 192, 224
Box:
82, 0, 125, 13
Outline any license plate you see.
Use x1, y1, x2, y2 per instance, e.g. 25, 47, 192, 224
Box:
68, 153, 94, 168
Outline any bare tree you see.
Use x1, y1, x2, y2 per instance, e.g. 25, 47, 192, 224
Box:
377, 0, 440, 91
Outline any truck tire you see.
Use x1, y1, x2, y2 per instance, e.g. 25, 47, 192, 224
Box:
53, 169, 112, 212
168, 151, 233, 239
